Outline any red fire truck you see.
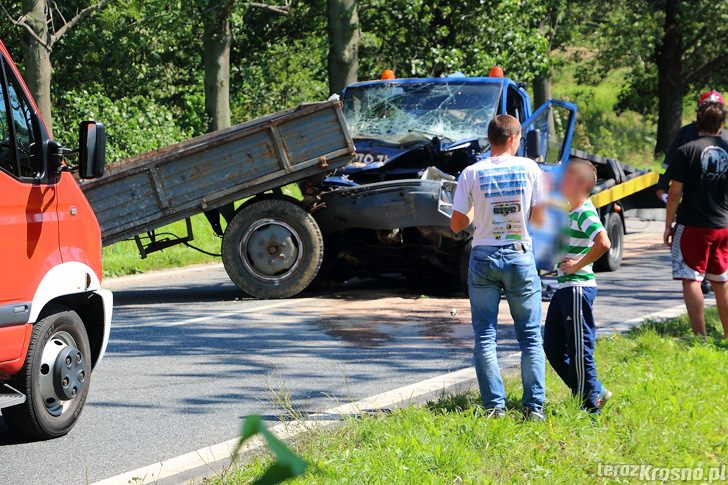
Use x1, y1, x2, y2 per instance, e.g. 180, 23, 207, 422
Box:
0, 40, 111, 440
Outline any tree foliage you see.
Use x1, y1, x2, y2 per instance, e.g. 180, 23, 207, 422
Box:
4, 0, 717, 159
586, 0, 728, 151
358, 0, 549, 82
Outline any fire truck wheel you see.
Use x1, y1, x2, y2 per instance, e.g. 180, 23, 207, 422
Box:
223, 198, 324, 299
4, 307, 91, 440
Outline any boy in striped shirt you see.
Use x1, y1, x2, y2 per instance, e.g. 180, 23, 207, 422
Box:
543, 160, 612, 413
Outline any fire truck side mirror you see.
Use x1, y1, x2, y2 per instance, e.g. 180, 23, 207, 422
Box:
78, 121, 106, 179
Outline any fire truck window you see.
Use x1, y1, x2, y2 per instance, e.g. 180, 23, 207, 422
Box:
0, 75, 12, 175
4, 64, 40, 179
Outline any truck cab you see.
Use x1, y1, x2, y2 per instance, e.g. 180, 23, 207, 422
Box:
0, 40, 111, 440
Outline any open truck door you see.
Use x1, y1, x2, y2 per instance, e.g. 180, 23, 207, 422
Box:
521, 99, 577, 169
520, 99, 578, 273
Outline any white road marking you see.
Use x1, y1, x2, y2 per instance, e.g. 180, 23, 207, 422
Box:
93, 367, 477, 485
157, 300, 309, 328
93, 301, 701, 485
599, 299, 714, 334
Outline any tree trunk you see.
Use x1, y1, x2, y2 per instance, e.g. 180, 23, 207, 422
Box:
202, 1, 233, 132
655, 0, 684, 155
20, 0, 54, 134
533, 73, 552, 108
327, 0, 359, 96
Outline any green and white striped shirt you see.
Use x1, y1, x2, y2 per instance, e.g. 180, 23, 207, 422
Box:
557, 200, 606, 288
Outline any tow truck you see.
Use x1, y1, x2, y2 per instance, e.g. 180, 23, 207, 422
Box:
312, 69, 658, 289
0, 40, 111, 440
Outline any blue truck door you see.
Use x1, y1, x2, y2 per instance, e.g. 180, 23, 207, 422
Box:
521, 99, 577, 273
520, 99, 577, 172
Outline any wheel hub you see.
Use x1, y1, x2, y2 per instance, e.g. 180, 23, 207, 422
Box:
53, 346, 85, 400
240, 219, 303, 282
39, 331, 85, 417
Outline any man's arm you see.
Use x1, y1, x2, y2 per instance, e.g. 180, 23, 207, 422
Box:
529, 205, 545, 227
451, 210, 471, 233
451, 169, 472, 233
664, 180, 684, 247
529, 163, 546, 227
560, 231, 611, 274
657, 127, 687, 201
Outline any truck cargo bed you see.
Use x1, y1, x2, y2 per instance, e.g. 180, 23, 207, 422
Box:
81, 100, 355, 245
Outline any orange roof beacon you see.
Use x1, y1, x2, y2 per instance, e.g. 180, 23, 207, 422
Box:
380, 69, 396, 80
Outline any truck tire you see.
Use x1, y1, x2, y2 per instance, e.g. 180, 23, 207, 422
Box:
222, 198, 324, 299
4, 307, 91, 440
594, 212, 624, 272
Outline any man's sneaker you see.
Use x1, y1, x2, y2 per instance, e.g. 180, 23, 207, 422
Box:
597, 387, 613, 410
524, 408, 546, 422
485, 408, 506, 419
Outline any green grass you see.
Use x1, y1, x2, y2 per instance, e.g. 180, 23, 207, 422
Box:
217, 310, 728, 484
102, 214, 221, 277
101, 184, 303, 278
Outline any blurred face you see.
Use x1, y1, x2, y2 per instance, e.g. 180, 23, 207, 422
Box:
560, 166, 587, 200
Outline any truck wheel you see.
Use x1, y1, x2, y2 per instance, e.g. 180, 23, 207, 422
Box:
594, 212, 624, 272
222, 198, 324, 299
4, 308, 91, 440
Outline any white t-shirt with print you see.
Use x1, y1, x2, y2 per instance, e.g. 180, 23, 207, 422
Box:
452, 155, 544, 247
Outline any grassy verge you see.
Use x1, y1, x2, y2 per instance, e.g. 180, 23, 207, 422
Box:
218, 310, 728, 484
102, 214, 221, 277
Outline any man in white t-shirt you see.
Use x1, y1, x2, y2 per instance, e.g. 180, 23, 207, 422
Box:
451, 114, 547, 421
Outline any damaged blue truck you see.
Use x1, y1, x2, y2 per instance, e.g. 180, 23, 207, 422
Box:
312, 72, 657, 293
83, 71, 658, 299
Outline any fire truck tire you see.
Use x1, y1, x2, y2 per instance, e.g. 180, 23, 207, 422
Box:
222, 198, 323, 299
594, 212, 624, 272
4, 307, 91, 440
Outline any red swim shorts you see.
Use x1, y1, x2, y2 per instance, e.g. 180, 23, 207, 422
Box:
672, 224, 728, 282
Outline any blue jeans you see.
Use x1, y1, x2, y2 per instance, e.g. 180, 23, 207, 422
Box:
468, 245, 546, 411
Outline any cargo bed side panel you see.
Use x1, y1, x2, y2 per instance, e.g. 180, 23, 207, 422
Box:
81, 101, 355, 245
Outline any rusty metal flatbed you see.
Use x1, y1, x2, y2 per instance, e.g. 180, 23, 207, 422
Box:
81, 100, 355, 246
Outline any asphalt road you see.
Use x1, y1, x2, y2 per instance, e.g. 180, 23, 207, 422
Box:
1, 218, 685, 485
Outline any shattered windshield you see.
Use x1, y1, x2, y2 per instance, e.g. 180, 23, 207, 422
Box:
342, 81, 501, 145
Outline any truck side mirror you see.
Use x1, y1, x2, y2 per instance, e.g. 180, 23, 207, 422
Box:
525, 129, 542, 160
78, 121, 106, 179
47, 139, 64, 181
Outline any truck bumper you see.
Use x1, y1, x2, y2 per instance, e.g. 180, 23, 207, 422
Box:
316, 179, 457, 234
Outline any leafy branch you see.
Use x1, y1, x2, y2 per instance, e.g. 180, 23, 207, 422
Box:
2, 0, 113, 52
